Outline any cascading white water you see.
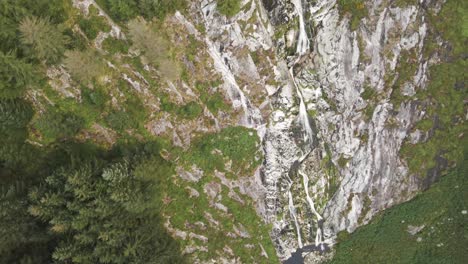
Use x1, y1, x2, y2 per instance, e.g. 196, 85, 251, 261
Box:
205, 38, 264, 128
292, 71, 314, 145
287, 0, 325, 250
288, 186, 304, 248
299, 169, 324, 247
291, 0, 310, 55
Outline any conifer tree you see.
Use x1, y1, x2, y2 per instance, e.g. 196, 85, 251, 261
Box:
19, 16, 69, 63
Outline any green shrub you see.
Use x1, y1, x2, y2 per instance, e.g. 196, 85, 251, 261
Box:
105, 96, 146, 132
217, 0, 241, 17
78, 15, 111, 40
337, 0, 368, 31
63, 49, 107, 84
30, 158, 185, 263
19, 16, 70, 63
96, 0, 186, 22
177, 101, 203, 119
0, 52, 35, 99
102, 37, 129, 54
400, 0, 467, 176
183, 126, 261, 174
81, 86, 109, 110
0, 99, 33, 142
35, 109, 85, 140
105, 110, 136, 131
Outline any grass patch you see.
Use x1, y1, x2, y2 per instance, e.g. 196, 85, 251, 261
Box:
217, 0, 242, 17
328, 148, 468, 263
102, 37, 129, 54
78, 13, 111, 40
182, 126, 261, 176
34, 108, 85, 141
337, 155, 350, 168
337, 0, 368, 31
400, 0, 467, 176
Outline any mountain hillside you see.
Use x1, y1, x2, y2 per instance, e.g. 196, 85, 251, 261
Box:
0, 0, 466, 263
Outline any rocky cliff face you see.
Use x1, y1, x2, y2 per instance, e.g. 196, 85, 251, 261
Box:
71, 0, 461, 262
170, 0, 454, 261
258, 0, 456, 261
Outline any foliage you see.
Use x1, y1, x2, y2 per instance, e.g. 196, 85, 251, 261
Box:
63, 49, 107, 84
0, 52, 35, 99
0, 0, 71, 53
400, 0, 467, 176
159, 99, 203, 120
138, 0, 187, 20
127, 17, 180, 80
0, 178, 54, 264
105, 94, 146, 132
102, 37, 129, 54
107, 0, 138, 21
217, 0, 242, 17
81, 86, 109, 111
19, 16, 69, 63
337, 0, 368, 31
97, 0, 186, 22
177, 101, 203, 119
35, 109, 85, 140
195, 81, 229, 115
29, 158, 185, 264
105, 110, 136, 131
0, 99, 33, 142
328, 147, 468, 264
78, 14, 111, 40
337, 155, 349, 168
183, 126, 262, 175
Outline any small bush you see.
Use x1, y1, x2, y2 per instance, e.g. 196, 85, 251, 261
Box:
102, 37, 129, 54
81, 87, 108, 110
184, 126, 261, 174
78, 15, 111, 40
177, 101, 202, 119
97, 0, 187, 22
35, 109, 85, 140
106, 111, 136, 131
217, 0, 241, 17
337, 0, 368, 31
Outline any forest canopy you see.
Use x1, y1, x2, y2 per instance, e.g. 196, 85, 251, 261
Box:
0, 0, 187, 263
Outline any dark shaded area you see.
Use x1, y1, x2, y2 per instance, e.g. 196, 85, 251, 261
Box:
284, 243, 330, 264
0, 1, 185, 262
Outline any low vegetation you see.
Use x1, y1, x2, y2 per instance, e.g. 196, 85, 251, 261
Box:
399, 0, 467, 176
0, 1, 276, 263
96, 0, 187, 22
336, 0, 368, 31
217, 0, 242, 17
329, 146, 468, 263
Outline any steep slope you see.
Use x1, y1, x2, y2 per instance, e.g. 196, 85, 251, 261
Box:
1, 0, 465, 263
261, 0, 467, 261
327, 146, 467, 263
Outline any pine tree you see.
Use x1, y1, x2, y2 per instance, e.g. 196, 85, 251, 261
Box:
19, 16, 69, 63
29, 159, 185, 264
0, 52, 35, 99
127, 17, 180, 80
63, 49, 106, 84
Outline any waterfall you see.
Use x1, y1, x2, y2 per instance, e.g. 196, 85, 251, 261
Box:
300, 169, 324, 247
205, 39, 263, 128
288, 185, 304, 248
291, 0, 310, 55
287, 0, 325, 250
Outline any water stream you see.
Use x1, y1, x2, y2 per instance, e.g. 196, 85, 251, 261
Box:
291, 0, 310, 55
288, 184, 304, 248
286, 0, 326, 253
